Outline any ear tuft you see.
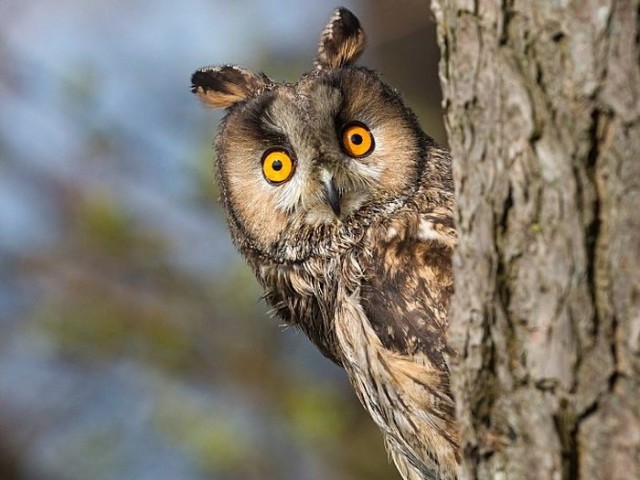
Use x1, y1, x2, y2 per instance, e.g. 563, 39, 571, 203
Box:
191, 65, 270, 109
315, 7, 366, 71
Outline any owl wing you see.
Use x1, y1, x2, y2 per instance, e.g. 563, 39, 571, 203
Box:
351, 154, 460, 478
361, 175, 456, 366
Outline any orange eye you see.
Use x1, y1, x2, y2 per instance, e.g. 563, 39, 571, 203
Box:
341, 122, 374, 158
262, 148, 295, 184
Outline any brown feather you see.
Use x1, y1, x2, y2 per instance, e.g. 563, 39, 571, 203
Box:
191, 65, 270, 109
315, 7, 367, 70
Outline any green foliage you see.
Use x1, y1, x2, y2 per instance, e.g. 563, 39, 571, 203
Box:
75, 193, 134, 255
284, 385, 348, 442
154, 391, 256, 477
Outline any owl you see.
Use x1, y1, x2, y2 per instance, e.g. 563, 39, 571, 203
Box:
191, 8, 459, 480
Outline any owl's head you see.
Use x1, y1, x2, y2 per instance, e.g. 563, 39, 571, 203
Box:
192, 8, 436, 263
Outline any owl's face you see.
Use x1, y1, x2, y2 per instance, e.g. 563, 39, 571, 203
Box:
192, 9, 431, 263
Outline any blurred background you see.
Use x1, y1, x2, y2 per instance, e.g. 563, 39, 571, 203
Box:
0, 1, 444, 479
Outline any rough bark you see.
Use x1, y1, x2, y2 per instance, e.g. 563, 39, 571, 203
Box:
431, 1, 640, 479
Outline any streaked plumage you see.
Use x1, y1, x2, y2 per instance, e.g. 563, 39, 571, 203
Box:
191, 8, 459, 479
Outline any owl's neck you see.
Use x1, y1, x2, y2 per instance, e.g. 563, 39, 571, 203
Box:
254, 250, 356, 365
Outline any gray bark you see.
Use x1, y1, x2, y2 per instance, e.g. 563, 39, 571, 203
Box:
431, 1, 640, 479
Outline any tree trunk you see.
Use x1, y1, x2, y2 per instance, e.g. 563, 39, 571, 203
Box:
431, 1, 640, 479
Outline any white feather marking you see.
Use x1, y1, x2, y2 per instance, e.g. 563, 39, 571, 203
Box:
386, 226, 399, 241
418, 219, 456, 248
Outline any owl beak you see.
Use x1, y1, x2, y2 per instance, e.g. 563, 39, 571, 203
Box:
323, 176, 341, 216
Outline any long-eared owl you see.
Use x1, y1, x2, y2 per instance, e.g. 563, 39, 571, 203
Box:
191, 8, 459, 480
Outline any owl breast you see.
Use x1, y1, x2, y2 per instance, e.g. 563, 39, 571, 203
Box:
255, 180, 460, 479
251, 136, 458, 478
254, 202, 384, 365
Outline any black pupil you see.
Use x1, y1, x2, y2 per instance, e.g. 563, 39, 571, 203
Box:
350, 133, 363, 145
272, 159, 283, 171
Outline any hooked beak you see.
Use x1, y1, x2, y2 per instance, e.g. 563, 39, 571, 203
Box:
323, 175, 341, 216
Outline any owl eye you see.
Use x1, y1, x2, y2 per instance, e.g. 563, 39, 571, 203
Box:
340, 121, 374, 158
262, 148, 295, 184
